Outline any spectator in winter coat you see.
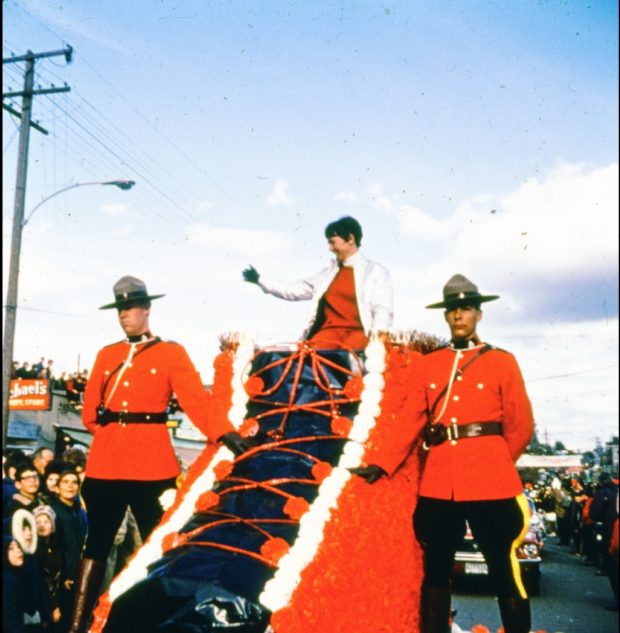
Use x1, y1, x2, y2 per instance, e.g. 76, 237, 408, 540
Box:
34, 505, 64, 631
3, 534, 52, 632
51, 469, 88, 633
590, 472, 619, 610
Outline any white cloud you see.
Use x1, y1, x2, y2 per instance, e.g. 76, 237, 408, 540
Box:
267, 179, 294, 206
101, 203, 128, 216
453, 162, 619, 282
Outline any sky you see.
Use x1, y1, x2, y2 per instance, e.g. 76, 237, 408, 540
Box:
3, 0, 618, 452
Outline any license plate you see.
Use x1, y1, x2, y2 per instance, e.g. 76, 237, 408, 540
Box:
465, 562, 489, 575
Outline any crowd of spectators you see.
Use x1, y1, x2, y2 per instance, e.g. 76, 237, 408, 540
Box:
525, 469, 619, 610
2, 444, 141, 632
10, 357, 89, 409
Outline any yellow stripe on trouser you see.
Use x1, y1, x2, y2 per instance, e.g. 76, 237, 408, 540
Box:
510, 493, 532, 599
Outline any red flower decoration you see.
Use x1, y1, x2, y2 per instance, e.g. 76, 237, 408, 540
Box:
260, 537, 290, 564
239, 417, 260, 438
343, 376, 363, 400
244, 376, 265, 396
283, 496, 310, 520
213, 351, 233, 370
162, 532, 185, 552
311, 461, 333, 483
471, 625, 491, 633
89, 593, 112, 633
213, 460, 234, 480
331, 415, 353, 437
195, 491, 220, 512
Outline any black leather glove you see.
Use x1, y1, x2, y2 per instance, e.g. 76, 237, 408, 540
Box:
348, 464, 387, 484
218, 432, 254, 457
242, 265, 260, 284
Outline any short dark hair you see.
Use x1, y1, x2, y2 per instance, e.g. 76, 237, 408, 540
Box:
15, 461, 39, 481
324, 216, 363, 246
4, 449, 27, 475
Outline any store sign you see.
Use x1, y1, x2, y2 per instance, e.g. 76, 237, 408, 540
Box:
9, 379, 52, 411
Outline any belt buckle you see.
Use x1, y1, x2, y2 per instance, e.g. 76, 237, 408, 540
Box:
448, 423, 458, 445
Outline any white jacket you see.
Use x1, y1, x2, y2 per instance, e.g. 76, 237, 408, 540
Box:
257, 252, 393, 339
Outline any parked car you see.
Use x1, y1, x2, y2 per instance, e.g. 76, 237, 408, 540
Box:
453, 506, 543, 595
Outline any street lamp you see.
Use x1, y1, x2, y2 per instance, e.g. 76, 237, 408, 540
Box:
2, 179, 136, 447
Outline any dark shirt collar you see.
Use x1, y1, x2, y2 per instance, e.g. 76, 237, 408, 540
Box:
127, 331, 153, 344
450, 337, 480, 350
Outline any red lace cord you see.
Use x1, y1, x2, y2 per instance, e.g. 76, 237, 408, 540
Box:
165, 347, 362, 567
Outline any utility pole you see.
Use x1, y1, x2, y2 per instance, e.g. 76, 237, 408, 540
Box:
2, 47, 72, 448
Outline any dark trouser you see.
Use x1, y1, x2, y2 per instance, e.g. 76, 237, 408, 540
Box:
81, 477, 176, 561
414, 495, 530, 598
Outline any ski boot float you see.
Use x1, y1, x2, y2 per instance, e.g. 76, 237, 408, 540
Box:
90, 332, 441, 633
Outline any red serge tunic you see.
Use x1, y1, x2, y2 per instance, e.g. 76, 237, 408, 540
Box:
82, 338, 235, 481
368, 344, 534, 501
308, 266, 367, 350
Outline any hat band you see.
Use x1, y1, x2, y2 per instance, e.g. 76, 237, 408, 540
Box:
115, 290, 149, 302
443, 291, 481, 302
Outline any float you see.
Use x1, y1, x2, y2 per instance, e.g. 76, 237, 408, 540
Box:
90, 332, 442, 633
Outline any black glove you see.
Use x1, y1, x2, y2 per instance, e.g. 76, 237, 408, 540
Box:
218, 432, 254, 457
242, 265, 260, 284
348, 464, 387, 484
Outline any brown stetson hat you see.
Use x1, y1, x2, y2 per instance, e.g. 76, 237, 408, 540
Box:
426, 274, 499, 309
99, 275, 165, 310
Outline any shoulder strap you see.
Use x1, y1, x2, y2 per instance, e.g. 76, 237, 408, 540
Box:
99, 337, 162, 405
429, 344, 493, 419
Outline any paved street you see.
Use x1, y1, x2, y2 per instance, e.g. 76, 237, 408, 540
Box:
452, 540, 618, 632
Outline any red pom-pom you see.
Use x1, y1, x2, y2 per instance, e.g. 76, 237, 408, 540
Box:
331, 415, 353, 437
239, 417, 260, 438
311, 461, 333, 483
283, 496, 310, 520
162, 532, 185, 552
195, 491, 220, 512
244, 376, 264, 396
214, 460, 233, 480
343, 376, 363, 400
471, 625, 491, 633
260, 537, 290, 564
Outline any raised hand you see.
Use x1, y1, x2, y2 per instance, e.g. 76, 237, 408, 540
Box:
242, 265, 260, 284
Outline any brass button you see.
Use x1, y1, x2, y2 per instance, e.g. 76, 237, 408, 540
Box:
430, 383, 436, 389
122, 401, 128, 407
453, 395, 460, 401
123, 381, 129, 387
151, 368, 157, 374
477, 383, 484, 389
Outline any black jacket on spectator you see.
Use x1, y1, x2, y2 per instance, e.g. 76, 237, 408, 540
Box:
3, 535, 52, 632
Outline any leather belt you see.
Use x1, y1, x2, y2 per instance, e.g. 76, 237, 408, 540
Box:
422, 421, 502, 450
96, 408, 168, 426
449, 421, 503, 441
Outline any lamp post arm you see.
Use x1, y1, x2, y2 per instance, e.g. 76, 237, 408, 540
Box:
22, 182, 81, 226
22, 179, 135, 227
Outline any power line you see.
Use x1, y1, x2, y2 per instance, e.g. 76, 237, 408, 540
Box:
528, 364, 618, 383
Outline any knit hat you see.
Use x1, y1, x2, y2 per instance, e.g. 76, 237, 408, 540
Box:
33, 505, 56, 532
